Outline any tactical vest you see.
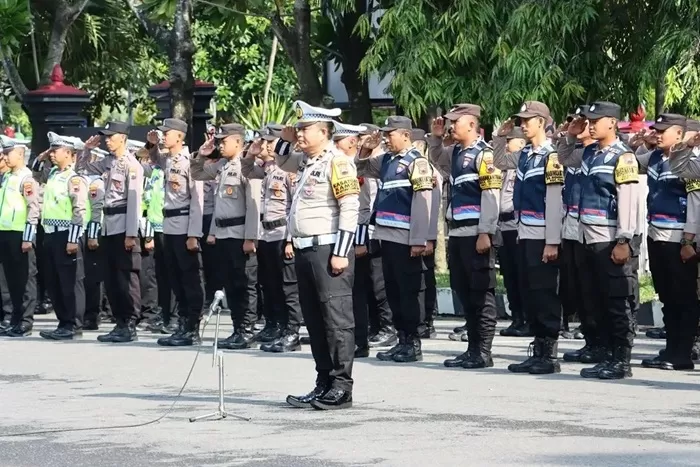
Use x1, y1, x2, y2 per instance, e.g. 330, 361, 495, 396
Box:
647, 149, 687, 230
145, 167, 165, 231
449, 140, 490, 225
0, 167, 32, 232
513, 143, 556, 226
579, 141, 630, 227
562, 143, 597, 220
374, 150, 420, 230
42, 167, 76, 229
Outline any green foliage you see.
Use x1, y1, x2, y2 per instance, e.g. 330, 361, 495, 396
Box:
233, 93, 296, 129
0, 0, 31, 50
2, 98, 31, 135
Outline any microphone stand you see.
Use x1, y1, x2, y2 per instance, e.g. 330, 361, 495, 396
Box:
189, 292, 251, 423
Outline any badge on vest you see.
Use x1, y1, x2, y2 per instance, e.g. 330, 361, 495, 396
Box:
544, 154, 564, 185
614, 154, 639, 184
478, 152, 502, 190
331, 158, 359, 198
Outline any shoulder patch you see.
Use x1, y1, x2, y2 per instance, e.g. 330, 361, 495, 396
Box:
70, 177, 82, 186
330, 156, 359, 199
686, 179, 700, 193
544, 153, 564, 185
478, 151, 502, 190
23, 181, 34, 197
410, 157, 434, 191
614, 153, 639, 184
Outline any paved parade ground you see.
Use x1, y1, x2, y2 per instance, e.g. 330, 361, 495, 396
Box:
2, 316, 700, 467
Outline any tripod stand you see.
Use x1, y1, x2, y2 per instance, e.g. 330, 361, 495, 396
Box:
189, 291, 251, 423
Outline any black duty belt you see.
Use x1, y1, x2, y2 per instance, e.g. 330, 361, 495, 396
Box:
499, 212, 516, 222
104, 206, 127, 215
447, 219, 478, 229
215, 216, 246, 228
163, 208, 190, 218
262, 219, 287, 230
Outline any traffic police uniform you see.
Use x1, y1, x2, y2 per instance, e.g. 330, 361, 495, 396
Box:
37, 134, 88, 340
0, 139, 40, 337
151, 118, 205, 346
191, 123, 262, 350
427, 104, 501, 369
76, 122, 144, 342
256, 101, 359, 410
356, 116, 434, 364
82, 167, 106, 330
493, 101, 564, 374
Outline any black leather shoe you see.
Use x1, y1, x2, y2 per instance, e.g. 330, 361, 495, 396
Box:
529, 338, 560, 374
256, 323, 281, 343
598, 346, 632, 379
393, 335, 422, 362
645, 327, 666, 339
167, 330, 201, 346
286, 384, 329, 408
157, 319, 187, 346
580, 346, 608, 364
511, 323, 534, 337
368, 329, 398, 348
563, 344, 592, 362
267, 332, 301, 353
500, 321, 523, 337
300, 336, 311, 345
641, 355, 667, 369
377, 332, 406, 361
219, 329, 254, 350
354, 345, 370, 358
83, 320, 99, 331
5, 324, 33, 337
444, 350, 472, 368
453, 323, 467, 334
39, 327, 76, 340
419, 325, 437, 339
0, 319, 12, 335
146, 318, 166, 334
253, 318, 266, 331
97, 325, 123, 343
448, 330, 468, 341
580, 361, 610, 378
508, 340, 542, 373
111, 322, 138, 343
461, 353, 494, 369
310, 388, 353, 410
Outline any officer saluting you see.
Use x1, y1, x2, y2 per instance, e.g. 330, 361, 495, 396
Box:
36, 133, 88, 340
81, 121, 144, 343
255, 101, 359, 411
191, 123, 262, 350
147, 119, 205, 347
0, 138, 40, 337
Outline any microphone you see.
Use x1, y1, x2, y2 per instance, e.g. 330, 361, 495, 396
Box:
204, 290, 225, 325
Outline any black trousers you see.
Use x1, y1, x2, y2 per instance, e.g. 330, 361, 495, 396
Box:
218, 238, 258, 329
559, 239, 583, 320
35, 224, 46, 303
352, 240, 391, 347
154, 232, 176, 323
258, 239, 301, 331
424, 252, 438, 324
103, 233, 142, 324
163, 233, 203, 322
382, 241, 426, 336
497, 229, 524, 324
43, 230, 84, 330
0, 266, 11, 319
517, 239, 561, 339
0, 231, 37, 327
648, 238, 699, 357
201, 214, 223, 306
139, 236, 158, 319
448, 235, 498, 353
578, 240, 636, 348
83, 235, 106, 325
295, 244, 355, 392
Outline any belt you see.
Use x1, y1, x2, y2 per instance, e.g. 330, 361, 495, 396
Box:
262, 218, 287, 230
499, 212, 516, 222
447, 219, 478, 229
43, 225, 69, 234
163, 207, 190, 218
215, 216, 246, 228
104, 206, 127, 215
292, 233, 337, 250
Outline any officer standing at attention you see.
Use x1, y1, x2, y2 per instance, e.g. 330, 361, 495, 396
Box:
356, 116, 434, 364
493, 101, 564, 374
201, 175, 221, 310
428, 104, 502, 369
557, 102, 639, 380
497, 127, 529, 337
36, 134, 87, 340
147, 119, 204, 347
0, 138, 40, 337
81, 156, 106, 331
81, 122, 144, 343
192, 123, 262, 350
252, 101, 359, 410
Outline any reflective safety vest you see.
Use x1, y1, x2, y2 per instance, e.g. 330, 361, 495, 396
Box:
647, 149, 687, 230
562, 143, 597, 220
449, 139, 500, 225
374, 150, 421, 230
513, 142, 560, 227
579, 140, 632, 227
42, 167, 76, 229
145, 167, 165, 231
0, 167, 32, 232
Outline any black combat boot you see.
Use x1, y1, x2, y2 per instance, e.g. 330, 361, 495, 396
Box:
419, 322, 437, 339
508, 339, 543, 373
219, 327, 254, 350
377, 331, 406, 361
97, 322, 126, 343
563, 340, 593, 362
157, 317, 187, 346
597, 346, 633, 379
444, 342, 477, 368
500, 318, 524, 337
392, 334, 422, 362
110, 320, 138, 343
256, 322, 281, 343
580, 348, 613, 378
168, 319, 202, 347
354, 345, 370, 358
529, 337, 560, 374
511, 322, 534, 337
579, 344, 608, 364
266, 330, 302, 353
645, 327, 666, 339
461, 342, 494, 369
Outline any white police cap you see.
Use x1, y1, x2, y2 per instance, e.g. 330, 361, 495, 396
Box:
294, 100, 342, 127
127, 139, 146, 152
332, 121, 367, 140
47, 132, 85, 151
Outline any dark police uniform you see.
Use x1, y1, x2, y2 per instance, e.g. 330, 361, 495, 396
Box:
82, 172, 106, 330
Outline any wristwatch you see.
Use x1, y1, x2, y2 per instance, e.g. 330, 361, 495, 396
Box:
616, 238, 630, 245
681, 238, 696, 247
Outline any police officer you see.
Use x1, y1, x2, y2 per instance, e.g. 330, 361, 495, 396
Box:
256, 123, 302, 353
201, 176, 222, 309
0, 153, 11, 332
0, 138, 40, 337
36, 134, 87, 340
81, 122, 143, 343
497, 127, 528, 337
356, 116, 434, 364
428, 104, 501, 369
494, 101, 564, 374
147, 119, 204, 347
81, 154, 106, 330
191, 123, 261, 349
253, 101, 358, 410
558, 101, 639, 379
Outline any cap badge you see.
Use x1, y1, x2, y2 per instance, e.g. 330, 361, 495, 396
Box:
295, 104, 303, 119
385, 118, 389, 125
105, 123, 110, 129
657, 117, 663, 122
589, 104, 596, 112
218, 127, 223, 133
265, 128, 271, 135
575, 108, 581, 115
520, 104, 527, 112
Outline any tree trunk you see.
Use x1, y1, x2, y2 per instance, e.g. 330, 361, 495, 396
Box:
262, 35, 279, 124
336, 0, 372, 123
169, 0, 195, 130
41, 0, 90, 84
654, 76, 666, 116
